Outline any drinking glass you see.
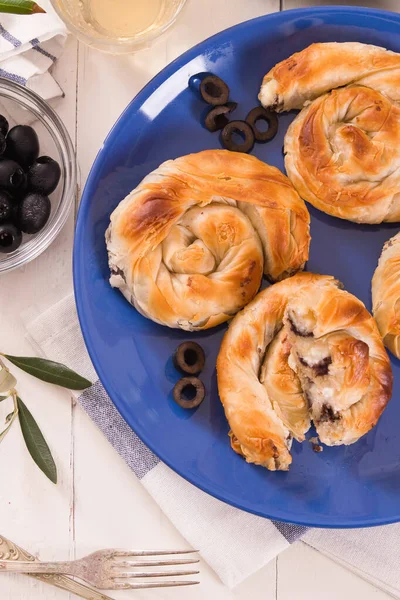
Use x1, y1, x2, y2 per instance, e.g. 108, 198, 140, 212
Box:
51, 0, 187, 54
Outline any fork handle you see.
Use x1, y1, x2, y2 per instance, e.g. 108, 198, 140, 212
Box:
0, 560, 73, 575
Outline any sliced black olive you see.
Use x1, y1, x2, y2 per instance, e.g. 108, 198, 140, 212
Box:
173, 376, 205, 409
173, 341, 206, 375
221, 120, 255, 153
200, 75, 230, 106
246, 106, 279, 142
204, 102, 237, 132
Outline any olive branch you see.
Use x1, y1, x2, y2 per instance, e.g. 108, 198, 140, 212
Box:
0, 354, 91, 483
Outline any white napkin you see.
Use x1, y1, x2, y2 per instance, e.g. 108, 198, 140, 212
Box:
23, 295, 400, 594
0, 0, 67, 102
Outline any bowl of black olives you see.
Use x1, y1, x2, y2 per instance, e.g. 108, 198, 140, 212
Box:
0, 78, 76, 272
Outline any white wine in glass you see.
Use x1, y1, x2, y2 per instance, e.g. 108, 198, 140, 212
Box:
82, 0, 163, 37
51, 0, 187, 53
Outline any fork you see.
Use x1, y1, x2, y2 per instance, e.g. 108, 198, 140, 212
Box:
0, 534, 115, 600
0, 548, 200, 590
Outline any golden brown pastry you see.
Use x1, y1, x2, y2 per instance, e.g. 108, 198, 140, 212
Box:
372, 232, 400, 358
217, 273, 393, 471
259, 42, 400, 224
259, 42, 400, 112
106, 150, 310, 331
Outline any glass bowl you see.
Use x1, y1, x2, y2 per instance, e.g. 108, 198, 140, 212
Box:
50, 0, 187, 54
0, 78, 76, 274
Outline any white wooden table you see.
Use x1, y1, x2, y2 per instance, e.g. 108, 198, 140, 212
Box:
0, 1, 398, 598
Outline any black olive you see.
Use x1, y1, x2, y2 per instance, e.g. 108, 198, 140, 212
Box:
0, 191, 13, 223
204, 102, 237, 132
0, 222, 22, 253
0, 159, 26, 192
10, 172, 28, 201
0, 114, 9, 137
17, 192, 51, 234
200, 75, 230, 106
221, 120, 255, 153
6, 125, 39, 168
173, 341, 206, 375
11, 201, 18, 224
28, 156, 61, 195
246, 106, 279, 142
172, 377, 205, 409
0, 133, 6, 156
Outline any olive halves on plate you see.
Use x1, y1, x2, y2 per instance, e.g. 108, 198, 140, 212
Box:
221, 120, 255, 153
173, 377, 205, 409
173, 341, 205, 375
246, 106, 279, 142
204, 102, 237, 132
200, 75, 230, 106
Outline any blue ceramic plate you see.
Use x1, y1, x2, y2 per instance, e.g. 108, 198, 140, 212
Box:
74, 6, 400, 528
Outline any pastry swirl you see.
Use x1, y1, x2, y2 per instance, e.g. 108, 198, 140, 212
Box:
259, 42, 400, 112
260, 42, 400, 223
217, 273, 393, 470
372, 232, 400, 358
106, 150, 310, 331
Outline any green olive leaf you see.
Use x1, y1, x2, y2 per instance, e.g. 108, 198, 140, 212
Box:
0, 395, 8, 402
0, 367, 16, 394
0, 1, 45, 14
17, 397, 57, 484
0, 421, 15, 442
4, 355, 91, 391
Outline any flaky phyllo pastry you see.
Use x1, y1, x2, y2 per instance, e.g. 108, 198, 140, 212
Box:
106, 150, 310, 331
259, 42, 400, 224
217, 273, 393, 471
373, 232, 400, 359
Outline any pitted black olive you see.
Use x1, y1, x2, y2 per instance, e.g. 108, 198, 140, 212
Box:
204, 102, 237, 132
221, 120, 255, 153
0, 223, 22, 253
246, 106, 279, 142
6, 125, 39, 168
28, 156, 61, 195
17, 193, 51, 234
0, 191, 13, 223
200, 75, 230, 106
172, 376, 205, 409
0, 159, 26, 192
0, 133, 6, 156
0, 114, 9, 137
173, 341, 206, 375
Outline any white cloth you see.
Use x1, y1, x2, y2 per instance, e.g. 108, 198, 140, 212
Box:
24, 295, 400, 594
0, 0, 67, 104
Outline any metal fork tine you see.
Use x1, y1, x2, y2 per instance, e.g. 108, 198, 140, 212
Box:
113, 558, 199, 568
113, 569, 200, 578
114, 580, 200, 590
112, 549, 198, 557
